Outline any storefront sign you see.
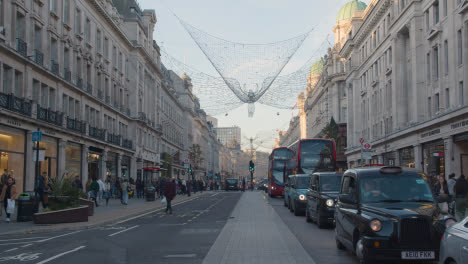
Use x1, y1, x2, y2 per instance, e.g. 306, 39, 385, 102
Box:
451, 120, 468, 130
420, 129, 440, 138
7, 119, 21, 127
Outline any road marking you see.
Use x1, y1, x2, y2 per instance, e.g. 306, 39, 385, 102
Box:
0, 237, 47, 242
21, 244, 33, 248
211, 193, 219, 197
164, 254, 196, 258
3, 248, 18, 252
108, 225, 139, 237
36, 231, 82, 242
114, 195, 202, 224
36, 246, 85, 264
0, 252, 41, 261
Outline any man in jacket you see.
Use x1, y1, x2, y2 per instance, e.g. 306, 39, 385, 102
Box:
164, 179, 176, 214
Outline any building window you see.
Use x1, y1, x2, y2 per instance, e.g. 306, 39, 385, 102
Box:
443, 0, 447, 17
85, 18, 90, 42
460, 81, 464, 106
388, 47, 392, 65
49, 0, 56, 13
16, 12, 25, 39
63, 0, 69, 24
444, 40, 449, 75
74, 9, 81, 34
445, 88, 450, 110
435, 93, 440, 113
426, 52, 431, 82
96, 29, 101, 52
34, 25, 42, 51
112, 46, 117, 65
458, 30, 463, 65
425, 10, 429, 32
50, 37, 57, 62
104, 37, 108, 58
62, 94, 68, 113
433, 1, 439, 25
0, 0, 3, 27
433, 46, 439, 80
428, 97, 432, 117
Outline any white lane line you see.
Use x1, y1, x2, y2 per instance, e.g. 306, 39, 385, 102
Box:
0, 237, 47, 242
164, 254, 196, 258
36, 231, 82, 243
0, 241, 38, 246
114, 195, 202, 224
108, 225, 139, 237
35, 245, 86, 264
4, 248, 18, 252
211, 193, 219, 197
21, 244, 33, 248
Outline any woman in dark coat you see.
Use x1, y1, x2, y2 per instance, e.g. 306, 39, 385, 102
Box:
164, 179, 176, 214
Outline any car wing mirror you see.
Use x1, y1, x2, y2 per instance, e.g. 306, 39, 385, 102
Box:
339, 194, 357, 204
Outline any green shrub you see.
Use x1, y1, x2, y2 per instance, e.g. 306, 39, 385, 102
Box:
47, 175, 85, 211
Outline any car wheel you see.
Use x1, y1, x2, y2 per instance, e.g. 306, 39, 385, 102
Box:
289, 199, 293, 212
305, 205, 312, 223
293, 201, 300, 216
335, 237, 345, 250
317, 209, 326, 229
356, 238, 370, 264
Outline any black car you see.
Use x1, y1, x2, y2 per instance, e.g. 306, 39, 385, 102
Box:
335, 166, 455, 264
305, 172, 342, 228
225, 178, 239, 191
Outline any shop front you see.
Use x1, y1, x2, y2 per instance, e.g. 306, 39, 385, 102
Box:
35, 135, 58, 181
106, 152, 118, 180
422, 140, 445, 178
0, 125, 25, 193
454, 132, 468, 176
65, 142, 81, 179
88, 147, 102, 181
399, 147, 415, 168
121, 155, 131, 179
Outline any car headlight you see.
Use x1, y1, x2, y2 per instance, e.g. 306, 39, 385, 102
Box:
271, 186, 276, 190
370, 219, 382, 232
299, 194, 306, 200
326, 199, 334, 207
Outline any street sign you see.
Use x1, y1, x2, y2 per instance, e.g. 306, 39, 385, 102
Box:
359, 138, 364, 145
32, 131, 42, 142
362, 150, 372, 160
363, 143, 372, 150
184, 163, 189, 169
33, 150, 45, 162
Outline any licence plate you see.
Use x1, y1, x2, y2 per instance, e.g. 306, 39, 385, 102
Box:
401, 251, 435, 260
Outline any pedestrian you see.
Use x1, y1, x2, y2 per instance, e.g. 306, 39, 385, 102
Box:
164, 179, 176, 214
187, 180, 191, 197
447, 173, 457, 199
97, 178, 106, 205
72, 176, 83, 191
0, 169, 8, 190
434, 175, 450, 213
35, 172, 48, 209
0, 177, 17, 223
159, 177, 166, 199
104, 178, 111, 206
121, 179, 129, 205
454, 174, 468, 221
85, 178, 92, 199
135, 178, 143, 199
89, 178, 100, 207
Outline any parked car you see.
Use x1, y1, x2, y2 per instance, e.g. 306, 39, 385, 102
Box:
225, 178, 239, 191
257, 179, 268, 191
439, 216, 468, 264
335, 166, 456, 264
306, 172, 343, 228
284, 175, 293, 208
287, 174, 311, 216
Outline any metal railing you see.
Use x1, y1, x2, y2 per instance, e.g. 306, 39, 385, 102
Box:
37, 105, 63, 126
97, 89, 103, 100
16, 38, 27, 57
155, 124, 163, 133
34, 49, 43, 66
105, 96, 110, 104
0, 92, 32, 116
86, 82, 92, 94
51, 60, 59, 76
126, 108, 130, 116
89, 126, 106, 141
64, 68, 71, 82
76, 76, 83, 89
66, 117, 86, 133
122, 139, 133, 150
138, 112, 146, 121
107, 133, 121, 146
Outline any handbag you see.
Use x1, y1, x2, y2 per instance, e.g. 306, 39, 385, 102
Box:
7, 199, 15, 214
161, 196, 167, 205
438, 202, 449, 214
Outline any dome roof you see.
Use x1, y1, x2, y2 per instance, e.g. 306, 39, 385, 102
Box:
336, 0, 367, 23
309, 58, 324, 75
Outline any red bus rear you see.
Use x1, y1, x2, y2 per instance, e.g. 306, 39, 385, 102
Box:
268, 147, 294, 197
287, 139, 337, 174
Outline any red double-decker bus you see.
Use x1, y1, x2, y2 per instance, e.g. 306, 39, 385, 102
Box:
287, 139, 337, 175
267, 147, 294, 197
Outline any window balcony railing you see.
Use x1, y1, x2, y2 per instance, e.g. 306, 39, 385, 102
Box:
107, 133, 121, 146
89, 126, 106, 141
37, 105, 63, 126
66, 117, 86, 133
51, 60, 59, 76
138, 112, 146, 121
105, 96, 110, 104
126, 108, 130, 116
76, 76, 83, 89
122, 139, 133, 150
119, 105, 125, 113
155, 124, 163, 133
86, 82, 92, 94
64, 68, 71, 82
16, 38, 27, 57
97, 89, 103, 100
34, 49, 44, 66
0, 92, 32, 116
113, 101, 119, 108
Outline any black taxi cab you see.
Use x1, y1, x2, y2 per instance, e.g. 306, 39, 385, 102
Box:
334, 166, 455, 264
305, 172, 343, 228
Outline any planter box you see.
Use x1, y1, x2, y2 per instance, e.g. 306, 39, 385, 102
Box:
79, 198, 94, 216
33, 206, 88, 224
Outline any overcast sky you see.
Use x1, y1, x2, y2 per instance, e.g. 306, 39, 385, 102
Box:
138, 0, 367, 151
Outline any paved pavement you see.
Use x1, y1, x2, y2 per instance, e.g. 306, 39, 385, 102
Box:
203, 191, 315, 264
0, 191, 207, 236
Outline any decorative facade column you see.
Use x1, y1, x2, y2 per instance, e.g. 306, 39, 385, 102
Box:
57, 139, 67, 178
130, 156, 137, 180
25, 131, 35, 191
413, 144, 423, 171
117, 153, 122, 179
100, 150, 108, 180
444, 136, 454, 178
81, 145, 89, 185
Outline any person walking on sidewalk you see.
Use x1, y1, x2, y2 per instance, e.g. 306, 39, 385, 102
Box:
0, 177, 17, 223
104, 178, 111, 206
35, 172, 48, 209
72, 176, 83, 191
121, 179, 129, 205
164, 179, 176, 214
89, 178, 100, 207
97, 178, 106, 205
454, 174, 468, 221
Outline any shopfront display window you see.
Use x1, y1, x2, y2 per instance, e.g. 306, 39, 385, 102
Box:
121, 155, 130, 179
35, 135, 58, 180
88, 152, 101, 180
399, 147, 415, 168
0, 125, 25, 193
65, 142, 81, 179
423, 140, 445, 178
106, 152, 118, 180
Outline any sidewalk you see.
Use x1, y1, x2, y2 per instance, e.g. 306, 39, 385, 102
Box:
202, 191, 315, 264
0, 191, 209, 236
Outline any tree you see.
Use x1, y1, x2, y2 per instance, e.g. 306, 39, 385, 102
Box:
322, 117, 339, 139
161, 152, 173, 178
188, 144, 204, 169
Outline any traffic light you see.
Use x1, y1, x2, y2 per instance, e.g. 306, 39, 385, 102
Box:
249, 160, 255, 171
188, 165, 192, 174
